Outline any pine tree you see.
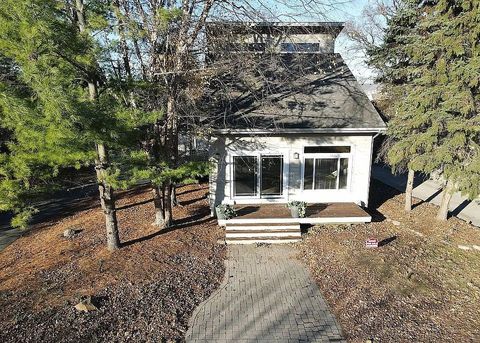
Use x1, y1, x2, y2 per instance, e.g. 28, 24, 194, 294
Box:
0, 0, 155, 248
382, 0, 480, 220
367, 0, 423, 212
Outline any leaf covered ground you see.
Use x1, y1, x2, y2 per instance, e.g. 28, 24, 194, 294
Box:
0, 184, 226, 343
297, 180, 480, 342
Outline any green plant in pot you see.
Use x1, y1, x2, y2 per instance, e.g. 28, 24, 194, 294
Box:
215, 204, 237, 220
287, 201, 307, 218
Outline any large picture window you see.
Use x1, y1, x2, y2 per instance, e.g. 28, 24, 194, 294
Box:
303, 146, 350, 190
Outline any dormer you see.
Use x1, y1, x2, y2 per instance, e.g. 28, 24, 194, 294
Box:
206, 22, 344, 55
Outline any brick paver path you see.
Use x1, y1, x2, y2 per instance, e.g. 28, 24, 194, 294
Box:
186, 245, 345, 342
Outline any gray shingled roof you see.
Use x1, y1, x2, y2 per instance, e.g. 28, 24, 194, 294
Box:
207, 53, 386, 132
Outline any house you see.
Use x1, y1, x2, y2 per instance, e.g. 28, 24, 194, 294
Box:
204, 22, 386, 243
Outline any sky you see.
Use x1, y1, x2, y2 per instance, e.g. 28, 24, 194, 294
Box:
330, 0, 380, 96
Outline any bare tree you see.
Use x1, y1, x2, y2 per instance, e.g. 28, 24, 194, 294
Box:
110, 0, 348, 228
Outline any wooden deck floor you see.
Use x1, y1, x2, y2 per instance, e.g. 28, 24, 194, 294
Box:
235, 203, 369, 219
219, 203, 372, 225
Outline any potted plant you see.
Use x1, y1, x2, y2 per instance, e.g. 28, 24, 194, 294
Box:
287, 201, 307, 218
215, 204, 237, 220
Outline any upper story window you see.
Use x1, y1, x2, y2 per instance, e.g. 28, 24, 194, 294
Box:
246, 43, 266, 52
223, 42, 266, 52
281, 42, 320, 53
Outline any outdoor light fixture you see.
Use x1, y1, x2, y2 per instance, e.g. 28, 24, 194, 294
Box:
293, 152, 300, 159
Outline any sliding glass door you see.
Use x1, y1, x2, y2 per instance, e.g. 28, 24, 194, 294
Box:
233, 155, 284, 198
260, 155, 283, 197
233, 156, 258, 196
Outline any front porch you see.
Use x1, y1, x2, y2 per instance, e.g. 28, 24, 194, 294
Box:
220, 203, 371, 244
218, 202, 371, 226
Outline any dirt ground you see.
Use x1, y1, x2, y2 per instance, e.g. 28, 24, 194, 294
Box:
0, 183, 226, 343
297, 180, 480, 342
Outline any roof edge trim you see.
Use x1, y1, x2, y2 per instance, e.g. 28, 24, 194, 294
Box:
213, 127, 387, 135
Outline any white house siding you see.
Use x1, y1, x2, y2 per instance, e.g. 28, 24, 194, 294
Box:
209, 134, 374, 210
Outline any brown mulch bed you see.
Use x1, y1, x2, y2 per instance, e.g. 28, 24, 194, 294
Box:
0, 183, 226, 343
297, 180, 480, 342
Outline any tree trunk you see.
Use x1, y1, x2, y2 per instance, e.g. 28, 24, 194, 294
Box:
76, 0, 120, 250
171, 184, 179, 207
113, 0, 131, 79
405, 168, 415, 212
436, 179, 454, 221
164, 182, 173, 227
152, 185, 165, 227
95, 144, 121, 250
166, 93, 178, 167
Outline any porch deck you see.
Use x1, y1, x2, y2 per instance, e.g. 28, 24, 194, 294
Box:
219, 202, 371, 226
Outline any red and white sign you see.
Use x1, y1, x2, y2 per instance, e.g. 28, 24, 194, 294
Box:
365, 238, 379, 248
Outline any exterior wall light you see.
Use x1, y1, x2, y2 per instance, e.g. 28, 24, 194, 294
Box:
293, 152, 300, 159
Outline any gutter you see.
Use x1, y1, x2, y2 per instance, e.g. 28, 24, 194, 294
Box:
213, 127, 387, 135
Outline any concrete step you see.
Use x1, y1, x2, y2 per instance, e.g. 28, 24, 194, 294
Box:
226, 230, 301, 238
226, 236, 302, 244
224, 222, 301, 244
225, 224, 300, 231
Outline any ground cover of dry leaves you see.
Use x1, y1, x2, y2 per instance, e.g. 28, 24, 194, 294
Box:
0, 184, 226, 343
297, 180, 480, 342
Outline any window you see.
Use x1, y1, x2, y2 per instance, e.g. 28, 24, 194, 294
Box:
246, 43, 266, 52
303, 146, 350, 190
281, 43, 320, 53
225, 42, 266, 52
304, 146, 351, 154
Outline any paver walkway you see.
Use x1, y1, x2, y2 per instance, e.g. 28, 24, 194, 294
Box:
186, 245, 345, 343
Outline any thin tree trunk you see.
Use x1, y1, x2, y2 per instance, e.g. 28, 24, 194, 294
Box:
152, 185, 165, 227
113, 0, 131, 79
166, 93, 178, 167
164, 182, 173, 227
95, 144, 121, 250
436, 179, 454, 221
171, 184, 179, 207
76, 0, 120, 250
123, 2, 147, 80
405, 168, 415, 212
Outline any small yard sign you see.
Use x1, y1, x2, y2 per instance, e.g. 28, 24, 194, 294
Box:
365, 238, 379, 248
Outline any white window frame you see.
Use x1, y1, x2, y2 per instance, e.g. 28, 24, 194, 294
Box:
301, 145, 353, 192
229, 150, 289, 201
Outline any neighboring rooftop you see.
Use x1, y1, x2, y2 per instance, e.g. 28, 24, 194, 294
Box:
204, 53, 386, 133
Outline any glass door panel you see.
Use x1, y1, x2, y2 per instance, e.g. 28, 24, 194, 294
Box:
233, 156, 258, 196
260, 155, 283, 197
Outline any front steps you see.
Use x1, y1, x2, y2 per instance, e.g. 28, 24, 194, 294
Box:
225, 223, 302, 244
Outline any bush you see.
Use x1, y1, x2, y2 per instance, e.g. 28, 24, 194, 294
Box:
287, 201, 307, 218
215, 204, 237, 220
